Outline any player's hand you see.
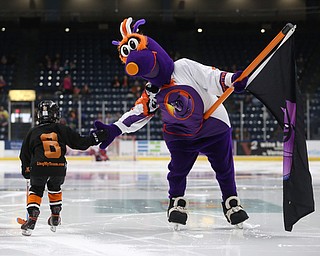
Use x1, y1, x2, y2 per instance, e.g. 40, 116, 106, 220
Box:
22, 167, 30, 179
232, 71, 248, 93
93, 121, 122, 149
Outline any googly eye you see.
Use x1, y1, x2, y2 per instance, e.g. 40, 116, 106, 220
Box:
120, 45, 130, 57
128, 38, 139, 50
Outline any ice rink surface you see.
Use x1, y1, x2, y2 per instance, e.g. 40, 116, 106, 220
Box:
0, 158, 320, 256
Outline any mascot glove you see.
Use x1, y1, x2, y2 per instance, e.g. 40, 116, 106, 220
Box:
90, 129, 108, 145
93, 120, 122, 149
231, 70, 248, 93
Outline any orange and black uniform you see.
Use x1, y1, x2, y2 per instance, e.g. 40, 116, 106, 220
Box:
20, 122, 99, 214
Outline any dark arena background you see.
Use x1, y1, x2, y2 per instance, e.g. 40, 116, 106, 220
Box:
0, 0, 319, 143
0, 1, 320, 256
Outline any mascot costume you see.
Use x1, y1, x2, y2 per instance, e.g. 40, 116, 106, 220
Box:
94, 17, 249, 228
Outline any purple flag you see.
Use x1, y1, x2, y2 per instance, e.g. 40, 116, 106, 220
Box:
246, 29, 314, 231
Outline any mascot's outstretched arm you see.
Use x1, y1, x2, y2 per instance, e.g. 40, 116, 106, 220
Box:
93, 82, 159, 149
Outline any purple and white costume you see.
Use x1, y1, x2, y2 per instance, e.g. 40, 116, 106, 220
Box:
98, 17, 248, 204
115, 58, 236, 201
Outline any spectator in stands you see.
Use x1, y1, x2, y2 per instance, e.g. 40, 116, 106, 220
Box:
52, 53, 61, 71
70, 60, 77, 70
104, 113, 112, 124
44, 55, 52, 70
96, 113, 116, 125
62, 73, 73, 94
114, 111, 122, 121
73, 83, 91, 100
127, 79, 142, 99
80, 84, 91, 95
96, 113, 103, 123
89, 146, 110, 162
233, 127, 241, 141
63, 59, 71, 71
112, 75, 120, 88
0, 105, 9, 127
62, 58, 76, 72
95, 149, 110, 161
67, 109, 77, 130
0, 75, 7, 104
122, 75, 128, 87
73, 86, 81, 97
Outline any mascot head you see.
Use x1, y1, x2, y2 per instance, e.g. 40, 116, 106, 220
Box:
112, 17, 174, 87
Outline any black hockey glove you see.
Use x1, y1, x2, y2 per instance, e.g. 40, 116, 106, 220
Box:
91, 129, 108, 145
22, 167, 31, 179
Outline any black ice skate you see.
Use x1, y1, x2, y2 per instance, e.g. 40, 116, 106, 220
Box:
167, 197, 189, 230
222, 196, 249, 228
48, 205, 61, 232
21, 209, 40, 236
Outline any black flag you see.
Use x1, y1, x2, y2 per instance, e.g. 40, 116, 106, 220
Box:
246, 27, 315, 231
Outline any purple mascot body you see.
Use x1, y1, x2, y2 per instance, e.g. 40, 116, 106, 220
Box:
94, 17, 249, 228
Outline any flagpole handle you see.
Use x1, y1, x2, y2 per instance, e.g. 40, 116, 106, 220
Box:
203, 23, 294, 120
203, 87, 234, 120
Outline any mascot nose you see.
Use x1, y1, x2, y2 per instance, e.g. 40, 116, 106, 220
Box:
126, 62, 139, 76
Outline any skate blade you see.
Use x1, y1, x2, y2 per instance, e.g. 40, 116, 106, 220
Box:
50, 225, 57, 232
172, 223, 181, 231
235, 223, 243, 229
22, 229, 32, 236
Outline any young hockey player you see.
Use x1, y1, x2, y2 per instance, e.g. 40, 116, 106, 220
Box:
19, 100, 107, 236
94, 17, 249, 229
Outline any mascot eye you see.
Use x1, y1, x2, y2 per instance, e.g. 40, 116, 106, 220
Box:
128, 38, 139, 50
120, 45, 130, 57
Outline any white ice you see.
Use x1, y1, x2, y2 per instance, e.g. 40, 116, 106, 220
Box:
0, 159, 320, 256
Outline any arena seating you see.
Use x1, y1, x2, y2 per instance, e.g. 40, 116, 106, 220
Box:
0, 22, 319, 141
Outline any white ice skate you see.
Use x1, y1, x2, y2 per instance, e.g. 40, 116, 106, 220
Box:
22, 228, 33, 236
167, 197, 189, 231
48, 214, 61, 232
222, 196, 249, 229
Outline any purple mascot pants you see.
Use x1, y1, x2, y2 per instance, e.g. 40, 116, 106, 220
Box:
166, 128, 237, 202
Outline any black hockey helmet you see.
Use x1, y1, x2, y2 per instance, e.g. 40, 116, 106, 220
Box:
37, 100, 60, 124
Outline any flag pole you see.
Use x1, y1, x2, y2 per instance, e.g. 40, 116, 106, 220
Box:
203, 23, 295, 120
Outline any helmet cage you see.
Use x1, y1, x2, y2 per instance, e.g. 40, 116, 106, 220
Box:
37, 100, 60, 124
